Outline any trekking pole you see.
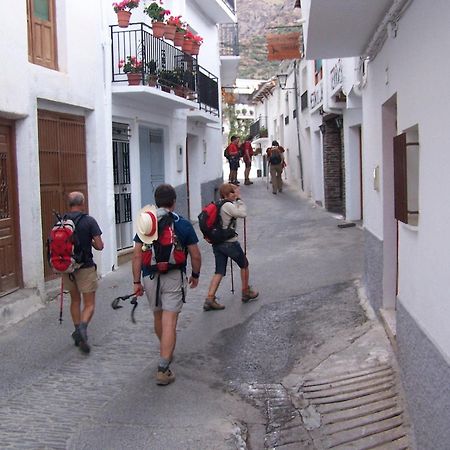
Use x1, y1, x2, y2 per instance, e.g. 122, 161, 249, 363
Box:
230, 259, 235, 294
59, 276, 64, 324
243, 217, 247, 255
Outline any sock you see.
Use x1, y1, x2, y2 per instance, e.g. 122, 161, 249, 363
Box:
158, 358, 170, 372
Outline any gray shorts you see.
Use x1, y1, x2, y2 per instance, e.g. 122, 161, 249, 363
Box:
143, 270, 187, 313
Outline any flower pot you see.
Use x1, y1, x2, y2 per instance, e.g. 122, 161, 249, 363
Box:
164, 24, 177, 41
152, 22, 166, 38
173, 31, 185, 47
117, 10, 131, 28
173, 86, 186, 98
191, 42, 200, 56
127, 73, 141, 86
182, 39, 194, 55
147, 75, 158, 87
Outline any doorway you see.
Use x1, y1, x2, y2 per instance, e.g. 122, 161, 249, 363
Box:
0, 121, 21, 295
113, 123, 133, 251
382, 95, 398, 310
139, 126, 165, 206
38, 110, 87, 280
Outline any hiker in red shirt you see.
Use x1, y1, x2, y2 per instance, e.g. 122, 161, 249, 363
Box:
240, 135, 254, 185
224, 135, 241, 185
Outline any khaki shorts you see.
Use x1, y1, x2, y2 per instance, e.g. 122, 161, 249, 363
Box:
143, 270, 187, 313
63, 266, 98, 293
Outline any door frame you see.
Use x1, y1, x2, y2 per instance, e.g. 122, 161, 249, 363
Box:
0, 119, 22, 295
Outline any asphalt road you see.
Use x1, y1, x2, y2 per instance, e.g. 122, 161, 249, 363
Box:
0, 178, 365, 449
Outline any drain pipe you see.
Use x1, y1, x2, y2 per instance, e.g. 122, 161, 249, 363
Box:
293, 60, 304, 191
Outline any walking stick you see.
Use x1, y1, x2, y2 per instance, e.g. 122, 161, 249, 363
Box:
243, 217, 247, 255
59, 276, 64, 324
230, 259, 235, 294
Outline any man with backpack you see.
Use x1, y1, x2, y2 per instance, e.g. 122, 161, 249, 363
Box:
266, 140, 285, 195
224, 135, 241, 185
203, 183, 258, 311
132, 184, 201, 386
240, 135, 254, 185
61, 192, 104, 354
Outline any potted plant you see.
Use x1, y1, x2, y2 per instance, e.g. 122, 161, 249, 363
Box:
112, 0, 140, 28
119, 56, 143, 85
259, 126, 268, 138
190, 34, 203, 55
182, 31, 195, 55
146, 60, 158, 87
173, 19, 187, 47
158, 69, 177, 92
164, 15, 182, 41
144, 2, 170, 38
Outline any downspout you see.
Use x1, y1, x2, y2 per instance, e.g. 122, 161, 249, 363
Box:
293, 60, 304, 190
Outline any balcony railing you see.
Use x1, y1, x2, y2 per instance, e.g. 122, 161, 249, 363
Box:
219, 23, 240, 57
250, 116, 268, 138
110, 23, 219, 116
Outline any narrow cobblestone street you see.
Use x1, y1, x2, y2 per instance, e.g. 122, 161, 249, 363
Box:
0, 179, 411, 449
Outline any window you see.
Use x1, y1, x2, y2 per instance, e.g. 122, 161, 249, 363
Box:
27, 0, 58, 69
314, 59, 323, 84
393, 128, 419, 225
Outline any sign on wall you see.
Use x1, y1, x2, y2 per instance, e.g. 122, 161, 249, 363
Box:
267, 33, 302, 61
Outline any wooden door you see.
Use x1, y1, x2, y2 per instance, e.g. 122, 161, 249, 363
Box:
38, 110, 87, 279
0, 123, 21, 296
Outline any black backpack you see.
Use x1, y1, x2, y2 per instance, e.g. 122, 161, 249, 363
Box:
268, 147, 282, 165
198, 200, 236, 244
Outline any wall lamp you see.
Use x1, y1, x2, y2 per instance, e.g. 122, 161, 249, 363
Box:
335, 116, 343, 129
277, 73, 296, 90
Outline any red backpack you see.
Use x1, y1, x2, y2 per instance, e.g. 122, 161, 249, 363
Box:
141, 213, 186, 273
198, 200, 236, 244
48, 212, 86, 274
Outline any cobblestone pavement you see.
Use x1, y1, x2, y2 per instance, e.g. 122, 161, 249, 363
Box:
0, 314, 156, 449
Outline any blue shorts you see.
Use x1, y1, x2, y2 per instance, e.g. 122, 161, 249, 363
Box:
213, 241, 248, 276
228, 158, 240, 171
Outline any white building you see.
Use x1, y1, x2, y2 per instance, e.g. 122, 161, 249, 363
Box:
0, 0, 238, 320
304, 0, 450, 447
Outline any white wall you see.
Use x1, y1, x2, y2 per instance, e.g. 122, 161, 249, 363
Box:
362, 0, 450, 359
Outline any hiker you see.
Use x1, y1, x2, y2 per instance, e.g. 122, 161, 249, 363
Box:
62, 192, 104, 354
240, 135, 254, 185
224, 135, 241, 185
266, 140, 285, 195
132, 184, 201, 386
204, 183, 258, 311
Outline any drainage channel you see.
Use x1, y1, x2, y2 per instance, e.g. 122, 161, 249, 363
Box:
238, 363, 413, 449
295, 363, 413, 449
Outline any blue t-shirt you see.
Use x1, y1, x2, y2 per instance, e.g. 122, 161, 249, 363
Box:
134, 212, 198, 276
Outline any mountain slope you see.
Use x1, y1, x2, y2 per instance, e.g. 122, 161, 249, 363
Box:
236, 0, 301, 80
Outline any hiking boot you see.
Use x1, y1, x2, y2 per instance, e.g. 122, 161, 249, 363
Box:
203, 297, 225, 311
71, 330, 81, 347
156, 368, 175, 385
242, 287, 259, 303
78, 325, 90, 354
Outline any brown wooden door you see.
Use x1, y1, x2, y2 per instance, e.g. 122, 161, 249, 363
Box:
0, 123, 21, 296
38, 111, 87, 280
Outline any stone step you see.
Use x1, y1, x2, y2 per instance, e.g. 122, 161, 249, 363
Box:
303, 374, 395, 399
303, 368, 394, 392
